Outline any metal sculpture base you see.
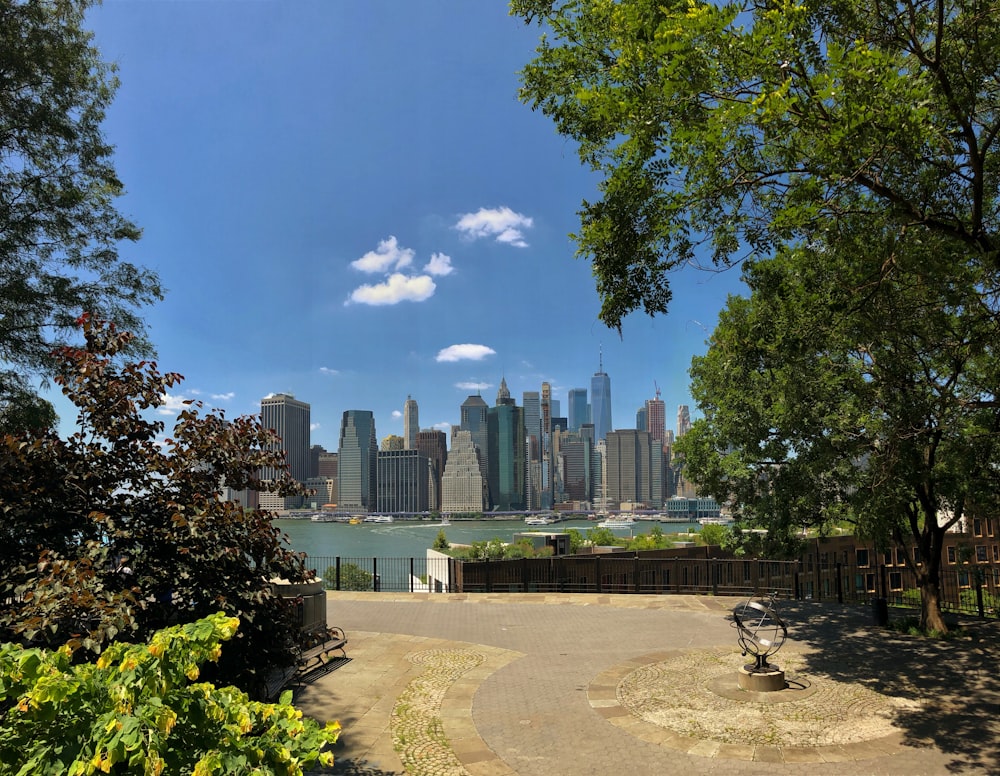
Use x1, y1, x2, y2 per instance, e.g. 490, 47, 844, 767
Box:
738, 664, 786, 693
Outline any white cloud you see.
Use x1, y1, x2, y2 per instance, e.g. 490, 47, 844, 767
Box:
348, 273, 436, 305
351, 236, 415, 274
456, 381, 492, 391
433, 422, 452, 432
454, 207, 533, 247
436, 344, 496, 363
424, 252, 454, 276
391, 410, 402, 419
211, 392, 235, 401
310, 423, 321, 431
157, 392, 195, 416
319, 367, 339, 376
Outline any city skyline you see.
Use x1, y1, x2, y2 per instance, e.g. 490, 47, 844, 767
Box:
43, 3, 746, 451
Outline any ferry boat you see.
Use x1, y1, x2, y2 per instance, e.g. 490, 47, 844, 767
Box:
363, 514, 394, 524
524, 515, 555, 526
597, 515, 635, 530
698, 516, 734, 526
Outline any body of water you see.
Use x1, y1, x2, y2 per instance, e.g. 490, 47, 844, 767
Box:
275, 517, 701, 560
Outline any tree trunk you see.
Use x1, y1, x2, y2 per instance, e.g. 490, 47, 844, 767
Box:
918, 576, 948, 633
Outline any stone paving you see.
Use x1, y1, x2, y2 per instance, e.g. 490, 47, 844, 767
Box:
295, 592, 1000, 776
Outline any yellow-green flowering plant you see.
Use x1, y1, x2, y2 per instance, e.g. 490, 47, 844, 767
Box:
0, 613, 339, 775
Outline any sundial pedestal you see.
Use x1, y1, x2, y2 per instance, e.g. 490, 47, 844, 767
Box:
738, 664, 786, 693
732, 593, 790, 694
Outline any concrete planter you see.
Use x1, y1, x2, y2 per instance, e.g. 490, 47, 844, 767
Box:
270, 579, 324, 598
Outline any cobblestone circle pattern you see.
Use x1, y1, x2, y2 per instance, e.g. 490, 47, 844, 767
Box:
616, 647, 921, 747
391, 649, 486, 776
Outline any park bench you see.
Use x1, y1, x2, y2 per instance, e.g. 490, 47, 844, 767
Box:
263, 624, 349, 701
296, 624, 348, 676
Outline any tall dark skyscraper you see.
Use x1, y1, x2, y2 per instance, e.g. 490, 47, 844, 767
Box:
487, 384, 526, 511
416, 429, 448, 511
338, 410, 377, 512
460, 393, 490, 503
260, 393, 311, 482
568, 388, 589, 432
403, 395, 418, 450
591, 349, 612, 443
646, 385, 666, 443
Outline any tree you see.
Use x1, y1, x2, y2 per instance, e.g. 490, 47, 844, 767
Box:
677, 233, 1000, 632
0, 317, 310, 695
432, 528, 450, 550
0, 0, 161, 419
324, 563, 374, 592
0, 613, 340, 775
513, 0, 999, 330
586, 527, 622, 547
696, 523, 729, 549
514, 0, 1000, 633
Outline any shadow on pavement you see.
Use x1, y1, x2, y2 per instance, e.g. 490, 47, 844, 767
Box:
774, 601, 1000, 774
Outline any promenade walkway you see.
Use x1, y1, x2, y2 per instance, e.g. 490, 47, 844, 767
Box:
297, 592, 1000, 776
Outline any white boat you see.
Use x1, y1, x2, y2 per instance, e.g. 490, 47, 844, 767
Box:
698, 517, 733, 526
597, 516, 635, 530
310, 513, 336, 522
524, 516, 555, 526
363, 514, 394, 524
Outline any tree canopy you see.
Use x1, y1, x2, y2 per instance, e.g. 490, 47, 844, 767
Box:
677, 228, 1000, 631
0, 317, 309, 695
513, 0, 1000, 329
514, 0, 1000, 632
0, 0, 161, 423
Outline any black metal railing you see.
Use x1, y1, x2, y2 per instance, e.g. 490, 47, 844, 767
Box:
305, 553, 1000, 619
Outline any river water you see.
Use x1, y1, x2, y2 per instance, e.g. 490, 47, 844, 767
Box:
275, 517, 701, 560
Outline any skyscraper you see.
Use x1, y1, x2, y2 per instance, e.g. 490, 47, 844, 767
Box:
496, 376, 512, 405
260, 393, 311, 482
381, 434, 404, 451
338, 410, 377, 513
441, 430, 487, 513
636, 405, 648, 432
646, 388, 666, 443
460, 393, 490, 502
540, 382, 552, 436
377, 449, 429, 513
487, 396, 526, 511
522, 391, 540, 454
677, 405, 692, 438
416, 429, 448, 511
605, 429, 657, 508
557, 429, 593, 503
403, 395, 418, 450
568, 388, 588, 432
522, 391, 541, 510
591, 350, 612, 443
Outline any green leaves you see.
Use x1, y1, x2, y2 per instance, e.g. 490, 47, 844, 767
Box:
0, 614, 340, 775
0, 1, 161, 415
677, 225, 1000, 625
1, 318, 310, 694
514, 0, 1000, 328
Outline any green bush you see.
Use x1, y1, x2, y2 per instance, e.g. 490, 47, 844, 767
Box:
0, 613, 339, 775
323, 563, 374, 591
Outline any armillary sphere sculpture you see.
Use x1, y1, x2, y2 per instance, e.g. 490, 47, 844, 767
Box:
731, 591, 789, 692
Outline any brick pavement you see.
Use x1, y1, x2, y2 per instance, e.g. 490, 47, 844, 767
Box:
294, 593, 1000, 776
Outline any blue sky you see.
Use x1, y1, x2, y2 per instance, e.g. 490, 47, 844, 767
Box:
57, 1, 745, 451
